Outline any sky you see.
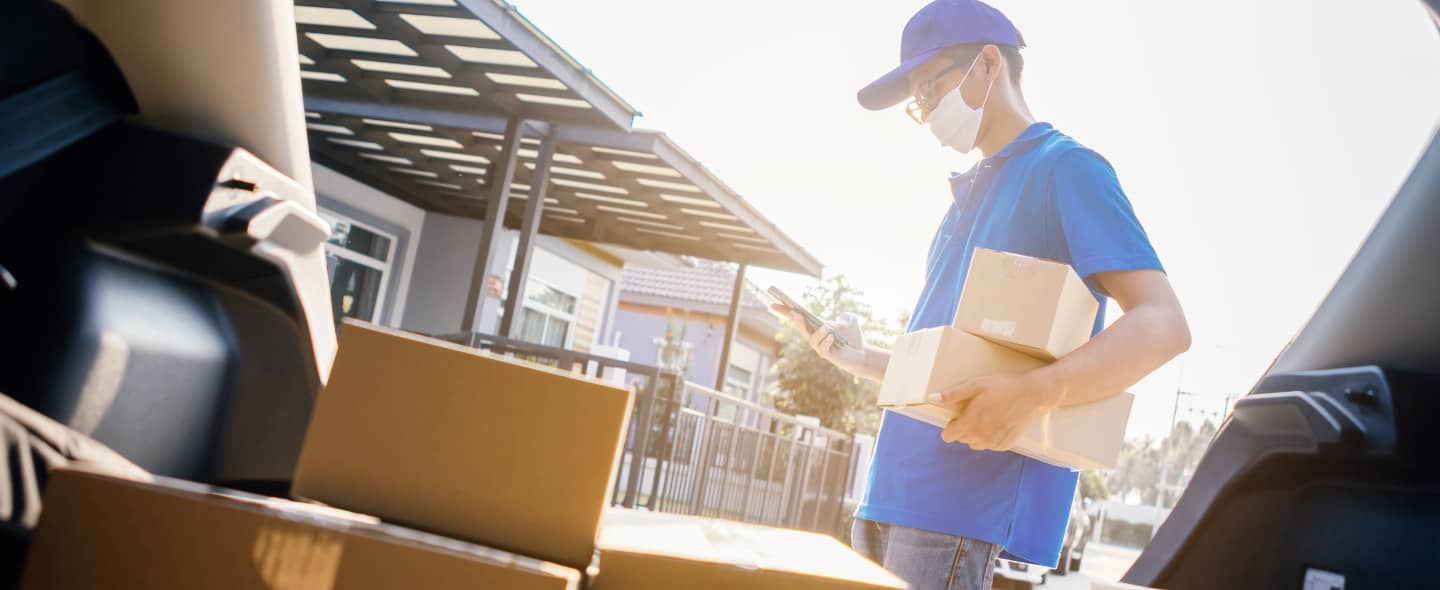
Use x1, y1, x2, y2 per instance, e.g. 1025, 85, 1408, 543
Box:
512, 0, 1440, 438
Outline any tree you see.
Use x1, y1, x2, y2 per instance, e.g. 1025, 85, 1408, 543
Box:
1106, 418, 1220, 507
1107, 435, 1163, 504
770, 275, 905, 436
1078, 470, 1110, 504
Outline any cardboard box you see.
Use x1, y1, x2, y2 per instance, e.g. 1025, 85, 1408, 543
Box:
1091, 581, 1162, 590
590, 509, 907, 590
1038, 392, 1134, 470
21, 468, 580, 590
878, 326, 1047, 412
953, 248, 1099, 360
292, 320, 634, 570
878, 326, 1134, 471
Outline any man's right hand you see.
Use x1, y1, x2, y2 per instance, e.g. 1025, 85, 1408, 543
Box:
772, 305, 868, 373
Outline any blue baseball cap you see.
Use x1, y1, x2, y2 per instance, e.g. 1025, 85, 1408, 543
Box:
857, 0, 1023, 111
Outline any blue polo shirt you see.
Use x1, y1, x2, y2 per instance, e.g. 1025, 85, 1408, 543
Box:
855, 122, 1163, 566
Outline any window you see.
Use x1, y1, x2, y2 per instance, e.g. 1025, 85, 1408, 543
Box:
516, 279, 578, 348
501, 241, 614, 352
320, 210, 395, 324
723, 363, 754, 399
722, 342, 764, 402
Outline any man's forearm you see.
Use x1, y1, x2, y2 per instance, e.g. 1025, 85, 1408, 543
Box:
1034, 302, 1190, 407
844, 345, 891, 384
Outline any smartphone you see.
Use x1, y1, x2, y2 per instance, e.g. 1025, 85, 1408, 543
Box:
767, 286, 849, 348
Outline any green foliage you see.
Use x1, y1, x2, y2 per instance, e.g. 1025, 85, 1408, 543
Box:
770, 275, 906, 436
654, 309, 693, 373
1106, 418, 1219, 507
1078, 469, 1110, 504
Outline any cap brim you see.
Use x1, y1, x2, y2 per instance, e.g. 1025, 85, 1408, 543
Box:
857, 47, 944, 111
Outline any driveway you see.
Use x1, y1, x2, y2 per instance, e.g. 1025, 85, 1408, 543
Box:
1025, 543, 1143, 590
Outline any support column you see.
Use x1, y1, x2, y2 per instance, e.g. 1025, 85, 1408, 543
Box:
499, 130, 557, 339
461, 116, 524, 333
713, 262, 748, 392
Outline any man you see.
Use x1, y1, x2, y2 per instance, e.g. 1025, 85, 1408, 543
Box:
776, 1, 1191, 588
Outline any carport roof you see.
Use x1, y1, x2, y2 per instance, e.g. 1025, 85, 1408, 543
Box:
296, 0, 821, 276
296, 0, 638, 130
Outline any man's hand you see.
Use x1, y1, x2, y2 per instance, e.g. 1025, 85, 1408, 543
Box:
925, 269, 1189, 451
928, 369, 1065, 451
772, 305, 868, 370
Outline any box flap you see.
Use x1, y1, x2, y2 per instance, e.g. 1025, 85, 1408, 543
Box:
596, 509, 905, 589
293, 320, 635, 569
23, 468, 580, 589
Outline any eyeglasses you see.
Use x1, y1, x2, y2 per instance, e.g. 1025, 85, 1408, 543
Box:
905, 56, 977, 124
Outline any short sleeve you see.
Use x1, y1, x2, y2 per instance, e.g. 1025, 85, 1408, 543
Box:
1051, 149, 1163, 294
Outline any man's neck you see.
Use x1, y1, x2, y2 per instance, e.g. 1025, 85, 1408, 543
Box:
976, 100, 1037, 158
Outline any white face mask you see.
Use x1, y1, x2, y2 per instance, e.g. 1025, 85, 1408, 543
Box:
925, 57, 993, 153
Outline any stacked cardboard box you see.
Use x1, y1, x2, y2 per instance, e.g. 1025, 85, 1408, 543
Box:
291, 320, 635, 571
22, 468, 580, 589
879, 248, 1135, 471
24, 320, 905, 587
590, 508, 907, 590
952, 247, 1099, 360
1091, 581, 1163, 590
290, 322, 905, 586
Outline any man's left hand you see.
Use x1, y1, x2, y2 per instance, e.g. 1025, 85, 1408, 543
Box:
927, 369, 1066, 451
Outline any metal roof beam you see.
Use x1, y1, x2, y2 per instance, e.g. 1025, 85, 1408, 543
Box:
302, 105, 821, 275
499, 132, 557, 338
551, 125, 660, 154
452, 0, 637, 131
715, 263, 749, 391
462, 116, 527, 332
647, 136, 823, 277
306, 96, 512, 135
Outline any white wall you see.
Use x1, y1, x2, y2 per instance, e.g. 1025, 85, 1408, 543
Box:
399, 215, 627, 340
312, 163, 424, 327
401, 211, 487, 336
534, 236, 626, 350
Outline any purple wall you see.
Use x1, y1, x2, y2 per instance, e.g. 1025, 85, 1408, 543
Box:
612, 308, 775, 392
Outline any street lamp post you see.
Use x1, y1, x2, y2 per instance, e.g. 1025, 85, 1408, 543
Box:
1152, 389, 1194, 539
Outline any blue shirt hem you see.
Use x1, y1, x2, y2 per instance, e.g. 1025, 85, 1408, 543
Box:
852, 504, 1058, 567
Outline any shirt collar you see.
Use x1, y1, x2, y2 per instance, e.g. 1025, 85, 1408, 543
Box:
993, 121, 1055, 159
948, 121, 1056, 184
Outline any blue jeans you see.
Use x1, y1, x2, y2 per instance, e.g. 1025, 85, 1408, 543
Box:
852, 518, 1000, 590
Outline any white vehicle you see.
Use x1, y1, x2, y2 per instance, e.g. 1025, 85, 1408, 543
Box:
993, 558, 1047, 590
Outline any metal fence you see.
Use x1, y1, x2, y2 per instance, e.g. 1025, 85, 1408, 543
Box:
616, 379, 858, 534
437, 331, 860, 536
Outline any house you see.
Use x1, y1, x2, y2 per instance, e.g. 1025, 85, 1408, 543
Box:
316, 164, 627, 350
294, 0, 821, 380
613, 259, 783, 404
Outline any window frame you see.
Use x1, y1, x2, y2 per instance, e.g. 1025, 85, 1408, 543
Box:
318, 208, 397, 323
518, 276, 579, 349
723, 361, 756, 400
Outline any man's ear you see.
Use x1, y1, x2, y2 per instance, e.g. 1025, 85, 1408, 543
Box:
981, 44, 1004, 84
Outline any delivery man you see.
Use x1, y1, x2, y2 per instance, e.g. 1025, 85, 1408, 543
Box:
775, 1, 1191, 588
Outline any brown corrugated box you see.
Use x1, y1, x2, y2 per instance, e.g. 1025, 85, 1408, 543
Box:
1031, 392, 1134, 471
21, 468, 580, 590
878, 326, 1047, 414
880, 248, 1137, 469
590, 508, 907, 590
878, 328, 1134, 469
1091, 581, 1163, 590
292, 320, 634, 570
952, 247, 1099, 360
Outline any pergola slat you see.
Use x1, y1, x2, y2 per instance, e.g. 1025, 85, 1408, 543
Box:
298, 0, 820, 284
